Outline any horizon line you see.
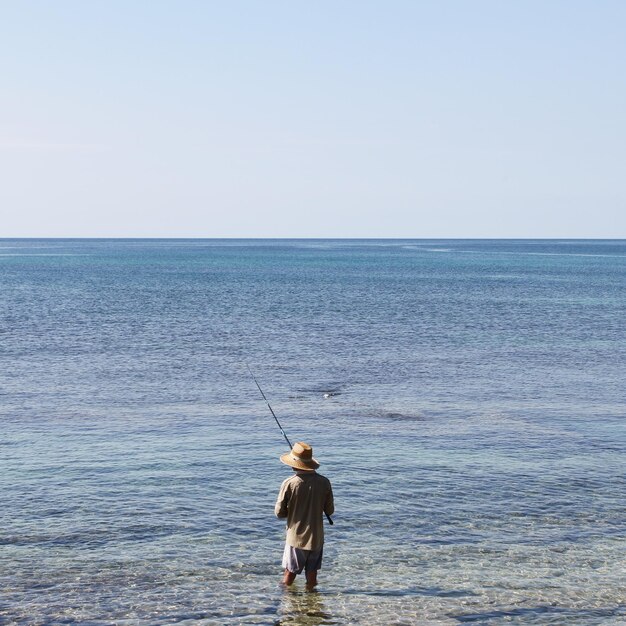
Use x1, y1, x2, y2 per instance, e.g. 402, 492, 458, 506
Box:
1, 236, 626, 242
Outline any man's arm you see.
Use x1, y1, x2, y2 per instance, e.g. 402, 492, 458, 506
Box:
324, 481, 334, 517
275, 479, 290, 518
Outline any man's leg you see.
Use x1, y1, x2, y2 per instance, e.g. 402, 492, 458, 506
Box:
282, 545, 323, 587
305, 570, 318, 589
304, 545, 322, 590
282, 545, 302, 586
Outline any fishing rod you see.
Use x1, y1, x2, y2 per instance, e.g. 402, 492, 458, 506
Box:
246, 364, 333, 526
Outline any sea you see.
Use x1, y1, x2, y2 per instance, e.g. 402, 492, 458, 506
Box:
1, 239, 625, 625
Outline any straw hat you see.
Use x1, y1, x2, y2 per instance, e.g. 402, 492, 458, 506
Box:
280, 442, 320, 471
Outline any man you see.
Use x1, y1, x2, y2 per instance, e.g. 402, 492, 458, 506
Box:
275, 441, 334, 589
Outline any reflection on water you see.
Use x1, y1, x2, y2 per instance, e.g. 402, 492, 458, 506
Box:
277, 588, 334, 626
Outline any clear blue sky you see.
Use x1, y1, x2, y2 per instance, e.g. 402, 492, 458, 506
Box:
1, 1, 625, 237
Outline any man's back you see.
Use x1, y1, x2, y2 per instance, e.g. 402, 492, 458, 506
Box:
275, 471, 334, 550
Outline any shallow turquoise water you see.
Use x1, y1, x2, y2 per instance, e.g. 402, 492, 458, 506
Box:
1, 239, 625, 624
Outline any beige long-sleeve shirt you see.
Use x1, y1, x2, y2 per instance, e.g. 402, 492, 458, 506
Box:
275, 471, 334, 550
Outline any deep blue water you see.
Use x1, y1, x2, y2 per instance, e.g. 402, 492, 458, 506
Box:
1, 239, 625, 625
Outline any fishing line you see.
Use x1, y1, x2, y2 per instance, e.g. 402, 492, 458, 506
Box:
246, 363, 292, 449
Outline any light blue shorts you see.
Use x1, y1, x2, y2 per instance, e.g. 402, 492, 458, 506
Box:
282, 542, 324, 574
